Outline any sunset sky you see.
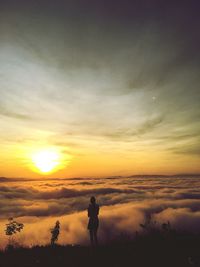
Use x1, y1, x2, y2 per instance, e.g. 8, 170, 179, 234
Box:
0, 0, 199, 178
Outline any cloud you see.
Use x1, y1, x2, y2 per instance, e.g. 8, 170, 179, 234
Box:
0, 0, 199, 154
171, 143, 200, 156
0, 176, 200, 236
99, 115, 165, 140
1, 175, 200, 248
0, 185, 141, 201
2, 198, 200, 248
0, 104, 32, 120
153, 208, 200, 233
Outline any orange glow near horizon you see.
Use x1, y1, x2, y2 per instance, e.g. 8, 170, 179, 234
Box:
0, 139, 199, 178
0, 129, 199, 178
22, 146, 72, 175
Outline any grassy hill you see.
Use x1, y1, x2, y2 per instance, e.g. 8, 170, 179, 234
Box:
0, 232, 200, 267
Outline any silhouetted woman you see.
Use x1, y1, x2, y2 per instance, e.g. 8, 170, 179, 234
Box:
87, 196, 99, 246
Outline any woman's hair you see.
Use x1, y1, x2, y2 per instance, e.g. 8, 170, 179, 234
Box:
90, 196, 96, 204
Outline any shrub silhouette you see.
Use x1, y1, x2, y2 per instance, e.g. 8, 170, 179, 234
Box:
5, 218, 24, 248
50, 220, 60, 245
140, 214, 174, 240
140, 214, 157, 233
161, 221, 171, 232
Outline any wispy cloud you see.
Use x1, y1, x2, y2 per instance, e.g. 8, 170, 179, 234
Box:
0, 106, 32, 120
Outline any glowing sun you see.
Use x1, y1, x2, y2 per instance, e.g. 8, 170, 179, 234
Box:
31, 149, 60, 173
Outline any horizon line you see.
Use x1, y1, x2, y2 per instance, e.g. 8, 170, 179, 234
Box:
1, 173, 200, 181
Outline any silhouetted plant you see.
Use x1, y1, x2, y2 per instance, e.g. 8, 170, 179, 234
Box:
50, 220, 60, 245
161, 221, 171, 232
140, 215, 175, 240
140, 214, 157, 233
5, 218, 24, 248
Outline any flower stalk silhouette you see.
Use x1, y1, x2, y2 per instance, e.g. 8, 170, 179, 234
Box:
50, 220, 60, 245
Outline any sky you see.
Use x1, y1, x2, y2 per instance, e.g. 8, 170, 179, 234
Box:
0, 0, 200, 177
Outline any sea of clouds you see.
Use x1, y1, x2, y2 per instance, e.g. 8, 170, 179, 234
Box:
0, 175, 200, 248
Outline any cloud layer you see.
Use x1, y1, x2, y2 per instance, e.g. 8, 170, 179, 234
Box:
1, 175, 200, 248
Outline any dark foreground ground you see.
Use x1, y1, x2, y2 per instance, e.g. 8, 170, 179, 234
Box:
0, 234, 200, 267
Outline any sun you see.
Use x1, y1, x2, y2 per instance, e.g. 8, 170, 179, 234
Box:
31, 149, 60, 174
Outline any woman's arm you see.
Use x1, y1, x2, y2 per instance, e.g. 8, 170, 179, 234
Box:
87, 207, 90, 217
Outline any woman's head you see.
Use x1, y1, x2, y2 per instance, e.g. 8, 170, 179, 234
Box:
90, 196, 96, 204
